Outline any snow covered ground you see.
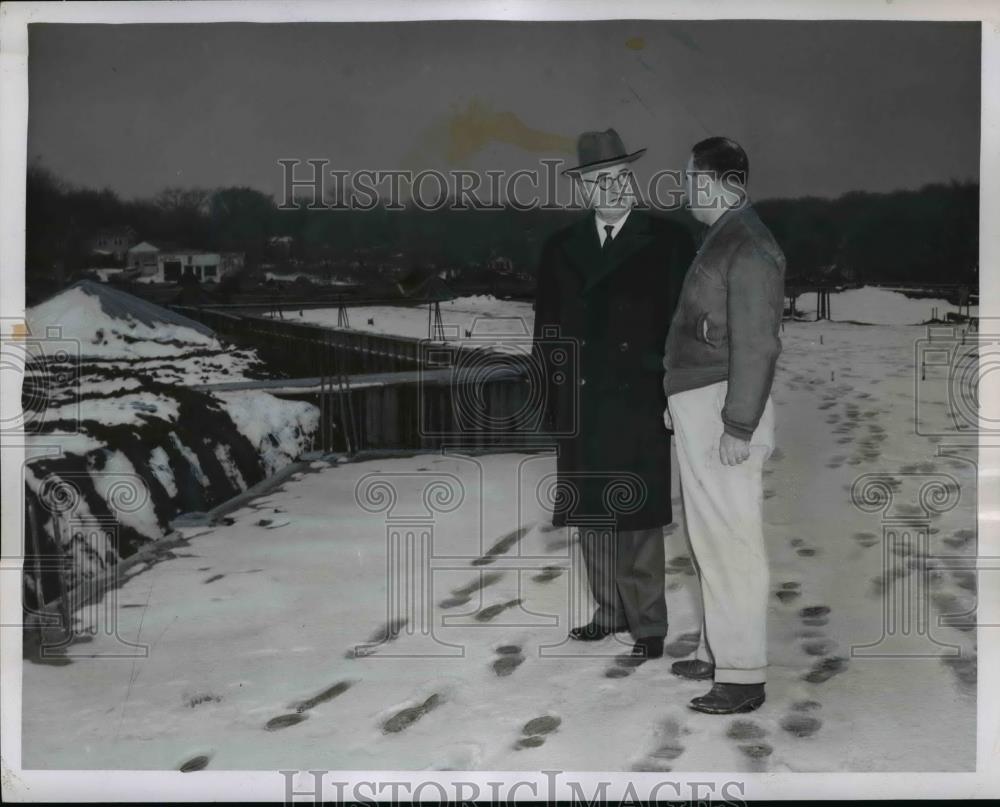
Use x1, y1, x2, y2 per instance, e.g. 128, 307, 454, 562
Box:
793, 287, 977, 325
271, 287, 976, 342
273, 295, 536, 341
22, 320, 976, 772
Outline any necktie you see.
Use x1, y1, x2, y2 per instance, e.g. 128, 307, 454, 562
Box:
602, 224, 614, 252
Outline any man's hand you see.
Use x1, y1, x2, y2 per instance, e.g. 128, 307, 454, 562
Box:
720, 432, 750, 466
663, 405, 673, 431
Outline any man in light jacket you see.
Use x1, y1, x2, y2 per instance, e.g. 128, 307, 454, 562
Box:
663, 137, 785, 714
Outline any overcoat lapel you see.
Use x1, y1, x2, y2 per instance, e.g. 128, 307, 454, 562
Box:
578, 210, 655, 294
563, 213, 602, 288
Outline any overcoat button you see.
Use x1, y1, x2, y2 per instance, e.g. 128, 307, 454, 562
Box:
580, 378, 587, 386
619, 341, 629, 351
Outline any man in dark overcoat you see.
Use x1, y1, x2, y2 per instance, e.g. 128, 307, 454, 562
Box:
531, 129, 695, 659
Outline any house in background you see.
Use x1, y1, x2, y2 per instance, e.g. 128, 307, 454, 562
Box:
126, 241, 245, 283
127, 241, 161, 278
87, 225, 137, 264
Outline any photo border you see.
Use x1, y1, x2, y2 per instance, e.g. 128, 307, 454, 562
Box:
1, 0, 997, 801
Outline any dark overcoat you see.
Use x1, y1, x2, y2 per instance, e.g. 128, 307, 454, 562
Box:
532, 209, 695, 531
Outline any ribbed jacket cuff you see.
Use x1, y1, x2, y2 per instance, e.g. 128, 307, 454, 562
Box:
723, 420, 755, 441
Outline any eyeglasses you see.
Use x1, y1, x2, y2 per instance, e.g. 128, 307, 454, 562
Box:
580, 171, 632, 190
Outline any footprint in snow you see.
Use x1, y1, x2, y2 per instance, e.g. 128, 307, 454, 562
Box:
606, 644, 658, 677
265, 712, 308, 731
347, 618, 409, 658
727, 719, 767, 741
179, 754, 211, 772
780, 713, 822, 738
514, 715, 561, 749
472, 525, 532, 566
632, 717, 688, 772
203, 574, 225, 584
450, 571, 504, 599
953, 571, 977, 593
871, 565, 914, 595
382, 694, 443, 734
726, 719, 772, 765
185, 693, 222, 708
532, 565, 564, 583
802, 656, 849, 684
791, 699, 822, 712
739, 742, 774, 761
291, 680, 353, 713
474, 598, 523, 623
801, 638, 837, 657
775, 581, 801, 604
438, 595, 472, 610
492, 644, 525, 677
799, 604, 830, 628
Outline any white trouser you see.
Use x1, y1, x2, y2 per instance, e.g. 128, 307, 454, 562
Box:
668, 380, 775, 684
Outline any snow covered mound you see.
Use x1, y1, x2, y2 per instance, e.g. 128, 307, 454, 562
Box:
23, 284, 319, 601
27, 280, 220, 359
793, 286, 976, 326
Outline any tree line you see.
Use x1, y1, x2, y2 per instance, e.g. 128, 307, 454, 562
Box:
26, 160, 977, 291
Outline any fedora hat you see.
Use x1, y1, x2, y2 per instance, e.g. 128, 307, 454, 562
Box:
562, 128, 646, 176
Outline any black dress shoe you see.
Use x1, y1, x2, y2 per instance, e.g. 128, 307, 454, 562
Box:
630, 636, 664, 659
688, 683, 765, 715
671, 659, 715, 680
569, 621, 628, 641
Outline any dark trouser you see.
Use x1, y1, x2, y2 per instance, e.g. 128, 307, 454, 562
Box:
579, 526, 668, 639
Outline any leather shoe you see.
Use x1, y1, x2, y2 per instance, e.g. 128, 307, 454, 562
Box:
671, 659, 715, 680
630, 636, 664, 659
569, 621, 627, 641
688, 683, 765, 715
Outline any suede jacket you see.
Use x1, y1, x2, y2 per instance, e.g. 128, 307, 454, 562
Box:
662, 204, 785, 440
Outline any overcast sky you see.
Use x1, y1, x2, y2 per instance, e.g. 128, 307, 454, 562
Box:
27, 20, 980, 202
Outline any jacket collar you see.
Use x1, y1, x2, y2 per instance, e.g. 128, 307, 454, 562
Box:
697, 201, 753, 254
565, 207, 656, 293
